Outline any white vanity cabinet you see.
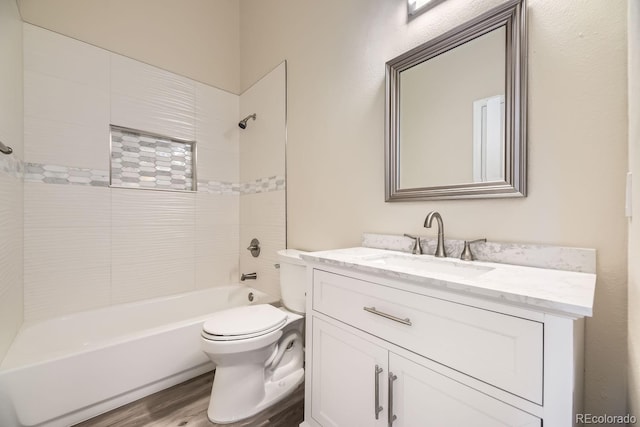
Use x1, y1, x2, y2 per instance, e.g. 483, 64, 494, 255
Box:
311, 317, 540, 427
301, 249, 594, 427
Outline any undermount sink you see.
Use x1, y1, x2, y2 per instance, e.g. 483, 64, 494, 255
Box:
363, 254, 494, 279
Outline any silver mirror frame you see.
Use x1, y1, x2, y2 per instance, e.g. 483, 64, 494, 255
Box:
385, 0, 527, 201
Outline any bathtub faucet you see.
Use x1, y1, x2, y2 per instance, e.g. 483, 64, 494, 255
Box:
241, 272, 257, 281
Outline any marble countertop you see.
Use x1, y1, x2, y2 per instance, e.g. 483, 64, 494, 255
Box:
301, 247, 596, 317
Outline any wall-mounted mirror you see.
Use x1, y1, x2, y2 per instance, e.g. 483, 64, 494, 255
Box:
385, 0, 527, 201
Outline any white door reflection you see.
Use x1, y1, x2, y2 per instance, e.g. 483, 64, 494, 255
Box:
472, 95, 504, 183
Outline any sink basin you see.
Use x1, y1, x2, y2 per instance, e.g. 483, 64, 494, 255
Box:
364, 254, 493, 279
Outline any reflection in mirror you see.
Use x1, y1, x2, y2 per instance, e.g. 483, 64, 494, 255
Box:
386, 0, 527, 201
399, 27, 506, 188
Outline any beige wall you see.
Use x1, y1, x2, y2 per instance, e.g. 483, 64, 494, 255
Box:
241, 0, 628, 417
629, 0, 639, 417
18, 0, 241, 93
0, 0, 24, 364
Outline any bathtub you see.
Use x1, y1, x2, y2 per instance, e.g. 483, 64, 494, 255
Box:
0, 285, 277, 427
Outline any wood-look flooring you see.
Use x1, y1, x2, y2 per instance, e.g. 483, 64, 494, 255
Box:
74, 371, 305, 427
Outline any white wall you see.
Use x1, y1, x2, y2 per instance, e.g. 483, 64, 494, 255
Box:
23, 25, 240, 321
17, 0, 241, 93
628, 0, 640, 416
239, 63, 287, 299
0, 0, 24, 363
240, 0, 629, 417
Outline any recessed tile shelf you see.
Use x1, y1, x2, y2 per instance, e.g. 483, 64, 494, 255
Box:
110, 125, 196, 192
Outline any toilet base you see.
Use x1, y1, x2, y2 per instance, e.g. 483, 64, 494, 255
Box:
207, 367, 304, 424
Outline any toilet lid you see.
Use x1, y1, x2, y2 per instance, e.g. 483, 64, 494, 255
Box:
202, 304, 288, 338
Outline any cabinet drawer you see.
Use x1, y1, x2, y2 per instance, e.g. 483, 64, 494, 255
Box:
312, 269, 543, 404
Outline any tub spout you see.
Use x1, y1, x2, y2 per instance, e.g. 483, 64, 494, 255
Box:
241, 272, 257, 281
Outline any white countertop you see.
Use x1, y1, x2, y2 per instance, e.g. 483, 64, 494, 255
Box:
301, 247, 596, 317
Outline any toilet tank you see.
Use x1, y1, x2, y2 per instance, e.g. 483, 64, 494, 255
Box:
277, 249, 308, 314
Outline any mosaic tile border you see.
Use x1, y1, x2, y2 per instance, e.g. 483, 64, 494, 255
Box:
197, 180, 240, 195
24, 163, 109, 187
239, 176, 286, 194
23, 162, 285, 195
0, 154, 23, 180
198, 176, 286, 195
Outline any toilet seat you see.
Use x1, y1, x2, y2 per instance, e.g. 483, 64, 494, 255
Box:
202, 304, 288, 341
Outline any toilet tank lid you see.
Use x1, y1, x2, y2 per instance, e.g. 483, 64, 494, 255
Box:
277, 249, 308, 266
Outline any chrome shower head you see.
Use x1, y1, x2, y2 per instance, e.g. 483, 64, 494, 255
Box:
238, 113, 257, 129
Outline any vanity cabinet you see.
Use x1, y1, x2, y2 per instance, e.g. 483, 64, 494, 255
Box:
311, 317, 540, 427
301, 259, 589, 427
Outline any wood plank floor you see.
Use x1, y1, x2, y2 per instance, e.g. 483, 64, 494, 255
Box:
74, 371, 305, 427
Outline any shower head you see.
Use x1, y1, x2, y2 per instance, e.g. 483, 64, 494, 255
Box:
238, 113, 257, 129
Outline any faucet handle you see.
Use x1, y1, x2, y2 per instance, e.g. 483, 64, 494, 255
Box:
403, 234, 423, 255
460, 238, 486, 261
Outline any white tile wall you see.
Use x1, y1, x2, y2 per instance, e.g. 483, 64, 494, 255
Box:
24, 266, 111, 321
0, 0, 23, 363
239, 63, 287, 299
24, 226, 111, 321
0, 12, 23, 160
0, 284, 24, 362
111, 55, 196, 141
111, 258, 195, 305
240, 189, 286, 298
23, 24, 110, 88
196, 82, 240, 182
111, 189, 195, 228
23, 24, 109, 170
20, 27, 286, 321
111, 189, 196, 304
23, 183, 111, 321
196, 252, 239, 289
195, 192, 240, 287
195, 192, 239, 227
240, 189, 286, 228
0, 173, 23, 298
239, 62, 286, 183
24, 182, 110, 228
0, 173, 23, 327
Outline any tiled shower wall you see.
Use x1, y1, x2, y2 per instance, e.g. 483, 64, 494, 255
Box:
239, 63, 287, 299
0, 0, 24, 362
22, 24, 242, 321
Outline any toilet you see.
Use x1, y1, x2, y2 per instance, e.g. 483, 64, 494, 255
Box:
200, 249, 307, 424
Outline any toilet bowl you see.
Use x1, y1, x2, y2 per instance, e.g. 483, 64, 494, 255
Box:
200, 249, 307, 424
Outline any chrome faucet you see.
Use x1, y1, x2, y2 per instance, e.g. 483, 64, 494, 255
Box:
424, 211, 446, 258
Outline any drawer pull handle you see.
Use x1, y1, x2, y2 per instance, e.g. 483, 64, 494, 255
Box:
363, 306, 412, 326
374, 365, 383, 419
388, 372, 398, 426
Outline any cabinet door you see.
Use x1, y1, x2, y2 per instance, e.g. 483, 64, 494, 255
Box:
311, 318, 388, 427
388, 353, 541, 427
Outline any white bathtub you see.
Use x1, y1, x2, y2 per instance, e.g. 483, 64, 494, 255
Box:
0, 285, 277, 427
